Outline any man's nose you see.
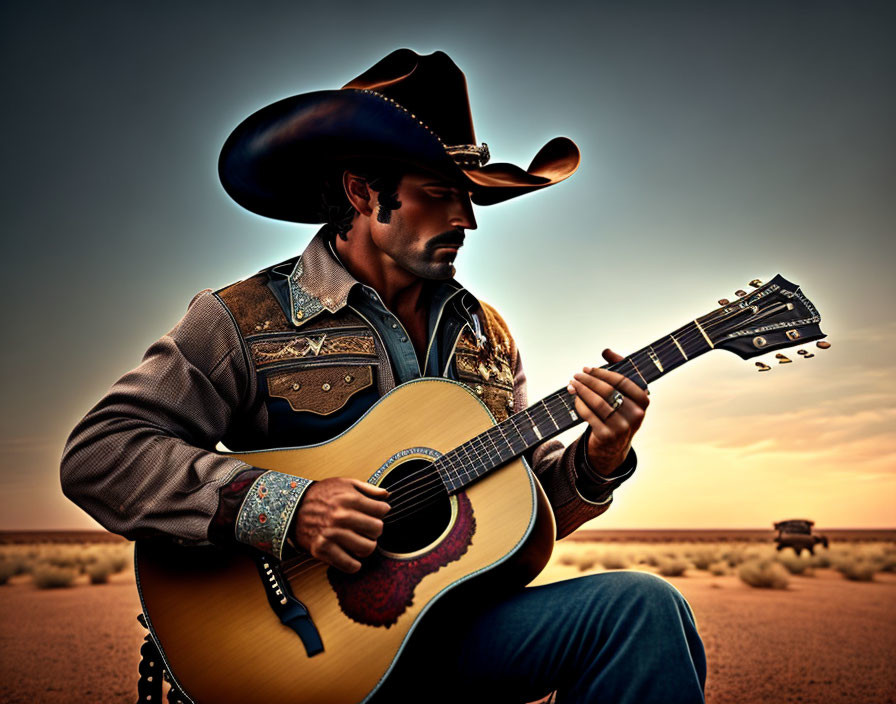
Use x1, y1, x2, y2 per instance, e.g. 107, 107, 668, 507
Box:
451, 194, 477, 231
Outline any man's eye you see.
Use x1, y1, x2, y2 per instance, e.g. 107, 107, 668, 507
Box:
426, 189, 452, 199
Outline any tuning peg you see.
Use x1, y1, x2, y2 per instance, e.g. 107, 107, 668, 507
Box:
718, 298, 730, 306
755, 362, 771, 372
749, 279, 763, 288
735, 289, 747, 297
816, 341, 831, 349
775, 353, 792, 364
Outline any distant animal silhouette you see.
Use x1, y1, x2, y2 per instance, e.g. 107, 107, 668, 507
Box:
773, 519, 829, 556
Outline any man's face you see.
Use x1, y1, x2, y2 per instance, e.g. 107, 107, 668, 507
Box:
368, 171, 477, 280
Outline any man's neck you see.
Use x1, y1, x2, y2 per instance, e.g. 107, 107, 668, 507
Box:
333, 231, 427, 316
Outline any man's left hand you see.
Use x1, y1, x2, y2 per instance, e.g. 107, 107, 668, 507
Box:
567, 348, 650, 476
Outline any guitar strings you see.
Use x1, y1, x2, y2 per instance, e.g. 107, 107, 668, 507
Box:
277, 297, 787, 579
297, 304, 746, 523
353, 303, 774, 519
352, 303, 759, 509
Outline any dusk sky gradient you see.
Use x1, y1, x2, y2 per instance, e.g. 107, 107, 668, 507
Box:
1, 0, 893, 531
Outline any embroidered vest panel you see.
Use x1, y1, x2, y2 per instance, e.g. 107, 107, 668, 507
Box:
453, 302, 516, 423
216, 267, 518, 450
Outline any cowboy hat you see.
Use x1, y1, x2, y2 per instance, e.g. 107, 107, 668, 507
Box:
219, 49, 580, 223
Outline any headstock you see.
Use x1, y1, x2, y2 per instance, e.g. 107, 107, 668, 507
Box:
699, 275, 826, 361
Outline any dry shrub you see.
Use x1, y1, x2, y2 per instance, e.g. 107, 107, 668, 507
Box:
0, 551, 32, 580
744, 546, 776, 563
600, 551, 630, 570
709, 561, 729, 576
722, 548, 746, 567
85, 559, 115, 584
36, 545, 89, 570
691, 549, 720, 571
776, 553, 814, 576
0, 561, 20, 585
876, 548, 896, 573
810, 551, 832, 568
837, 559, 877, 582
856, 544, 896, 574
577, 550, 601, 572
638, 552, 660, 567
89, 545, 130, 573
657, 557, 688, 577
738, 559, 789, 589
32, 564, 78, 589
107, 548, 131, 574
557, 553, 578, 567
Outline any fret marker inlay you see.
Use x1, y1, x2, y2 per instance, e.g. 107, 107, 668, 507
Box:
647, 346, 664, 373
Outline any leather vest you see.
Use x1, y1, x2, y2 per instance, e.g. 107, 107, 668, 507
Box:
216, 262, 517, 450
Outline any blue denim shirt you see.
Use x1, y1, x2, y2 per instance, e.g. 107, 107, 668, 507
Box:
350, 280, 480, 385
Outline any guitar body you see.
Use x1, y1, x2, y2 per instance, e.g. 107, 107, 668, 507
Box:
136, 378, 556, 704
135, 274, 826, 703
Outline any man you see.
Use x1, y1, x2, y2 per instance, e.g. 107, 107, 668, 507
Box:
62, 49, 705, 703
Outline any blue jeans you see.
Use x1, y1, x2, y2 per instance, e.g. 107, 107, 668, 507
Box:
372, 571, 706, 704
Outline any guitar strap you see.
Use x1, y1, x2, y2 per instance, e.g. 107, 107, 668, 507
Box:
136, 613, 190, 704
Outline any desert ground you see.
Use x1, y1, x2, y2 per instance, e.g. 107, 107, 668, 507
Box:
1, 532, 894, 704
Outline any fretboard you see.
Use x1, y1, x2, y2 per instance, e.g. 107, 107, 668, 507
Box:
436, 319, 714, 492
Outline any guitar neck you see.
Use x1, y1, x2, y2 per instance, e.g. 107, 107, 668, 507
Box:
437, 319, 714, 492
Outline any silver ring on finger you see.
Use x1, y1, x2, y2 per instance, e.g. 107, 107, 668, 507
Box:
607, 390, 624, 411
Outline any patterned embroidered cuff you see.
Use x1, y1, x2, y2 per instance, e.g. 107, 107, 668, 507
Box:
235, 471, 312, 560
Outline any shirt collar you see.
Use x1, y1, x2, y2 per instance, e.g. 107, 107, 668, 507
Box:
275, 227, 480, 328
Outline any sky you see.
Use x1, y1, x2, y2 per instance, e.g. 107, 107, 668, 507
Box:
1, 0, 893, 531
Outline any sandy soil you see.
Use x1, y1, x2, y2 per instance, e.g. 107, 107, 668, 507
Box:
1, 566, 894, 703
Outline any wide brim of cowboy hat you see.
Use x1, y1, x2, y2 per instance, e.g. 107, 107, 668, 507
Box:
219, 89, 579, 223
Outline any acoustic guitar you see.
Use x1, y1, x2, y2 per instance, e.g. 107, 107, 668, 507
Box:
135, 274, 825, 703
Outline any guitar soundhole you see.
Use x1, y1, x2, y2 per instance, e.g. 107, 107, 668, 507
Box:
377, 458, 452, 556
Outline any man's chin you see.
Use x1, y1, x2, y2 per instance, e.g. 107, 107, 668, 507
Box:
409, 261, 456, 280
425, 263, 456, 280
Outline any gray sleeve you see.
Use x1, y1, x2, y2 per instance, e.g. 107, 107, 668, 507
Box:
512, 349, 635, 539
60, 290, 256, 544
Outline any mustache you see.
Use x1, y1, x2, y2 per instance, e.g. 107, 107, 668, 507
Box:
426, 230, 466, 249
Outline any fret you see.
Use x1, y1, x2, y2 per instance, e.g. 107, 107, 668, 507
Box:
511, 409, 540, 445
625, 357, 648, 388
630, 350, 661, 384
528, 415, 543, 441
693, 318, 714, 348
488, 423, 525, 459
652, 340, 682, 377
546, 392, 575, 425
669, 333, 688, 361
436, 453, 461, 491
442, 314, 717, 493
541, 400, 560, 431
553, 391, 579, 422
646, 345, 664, 373
479, 431, 509, 464
457, 441, 477, 481
481, 426, 503, 458
493, 417, 521, 455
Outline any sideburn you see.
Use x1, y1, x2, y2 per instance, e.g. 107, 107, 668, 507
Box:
375, 186, 401, 224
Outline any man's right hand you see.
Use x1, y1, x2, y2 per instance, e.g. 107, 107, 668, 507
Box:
292, 477, 390, 573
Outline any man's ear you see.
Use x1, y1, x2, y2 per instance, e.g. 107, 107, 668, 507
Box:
343, 171, 374, 217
